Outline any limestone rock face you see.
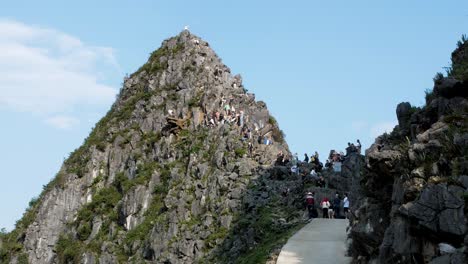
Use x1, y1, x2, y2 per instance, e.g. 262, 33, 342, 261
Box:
400, 184, 466, 238
396, 102, 412, 136
0, 31, 298, 264
434, 77, 468, 99
349, 40, 468, 263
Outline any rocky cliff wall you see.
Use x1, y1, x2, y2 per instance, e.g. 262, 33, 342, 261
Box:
349, 39, 468, 264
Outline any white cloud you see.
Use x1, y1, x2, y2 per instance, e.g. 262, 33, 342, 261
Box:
45, 115, 80, 130
370, 121, 397, 138
0, 19, 118, 116
351, 121, 368, 133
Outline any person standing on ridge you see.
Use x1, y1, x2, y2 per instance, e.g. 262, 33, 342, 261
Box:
239, 110, 244, 127
343, 193, 350, 219
276, 151, 285, 166
304, 153, 309, 163
310, 169, 318, 178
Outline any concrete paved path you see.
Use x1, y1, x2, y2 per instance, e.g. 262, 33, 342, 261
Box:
276, 219, 351, 264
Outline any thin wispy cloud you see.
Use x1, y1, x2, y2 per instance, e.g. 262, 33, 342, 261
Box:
0, 19, 118, 127
44, 115, 80, 130
351, 121, 368, 133
370, 121, 397, 138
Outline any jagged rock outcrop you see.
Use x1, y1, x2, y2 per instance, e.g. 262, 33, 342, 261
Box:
349, 38, 468, 263
0, 30, 302, 264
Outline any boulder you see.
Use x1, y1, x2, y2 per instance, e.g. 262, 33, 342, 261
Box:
438, 243, 456, 255
416, 121, 449, 143
366, 148, 403, 178
396, 102, 413, 135
399, 184, 466, 240
433, 77, 468, 99
453, 132, 468, 150
378, 217, 421, 262
458, 175, 468, 189
429, 252, 466, 264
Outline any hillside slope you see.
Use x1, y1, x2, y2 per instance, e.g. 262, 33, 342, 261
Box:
0, 30, 303, 264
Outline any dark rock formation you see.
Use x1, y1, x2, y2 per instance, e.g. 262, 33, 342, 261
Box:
349, 38, 468, 263
399, 184, 466, 240
433, 77, 468, 99
396, 102, 413, 136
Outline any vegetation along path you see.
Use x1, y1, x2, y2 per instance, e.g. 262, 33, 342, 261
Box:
276, 219, 351, 264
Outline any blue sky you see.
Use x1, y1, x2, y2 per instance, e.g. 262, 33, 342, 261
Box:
0, 0, 467, 230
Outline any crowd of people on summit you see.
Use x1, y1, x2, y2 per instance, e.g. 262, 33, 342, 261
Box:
273, 140, 360, 221
202, 94, 277, 150
166, 92, 277, 157
163, 31, 356, 223
301, 141, 360, 220
166, 87, 358, 222
274, 139, 361, 179
206, 95, 245, 128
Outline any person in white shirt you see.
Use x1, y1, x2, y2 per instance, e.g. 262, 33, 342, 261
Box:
320, 198, 331, 218
343, 193, 350, 219
310, 169, 318, 178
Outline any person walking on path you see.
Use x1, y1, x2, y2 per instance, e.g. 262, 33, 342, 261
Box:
343, 193, 350, 219
333, 193, 341, 218
320, 197, 330, 218
305, 192, 316, 220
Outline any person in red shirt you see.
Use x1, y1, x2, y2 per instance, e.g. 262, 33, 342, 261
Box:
305, 192, 315, 220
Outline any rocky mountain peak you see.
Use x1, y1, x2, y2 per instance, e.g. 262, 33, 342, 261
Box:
122, 29, 241, 95
0, 31, 292, 264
